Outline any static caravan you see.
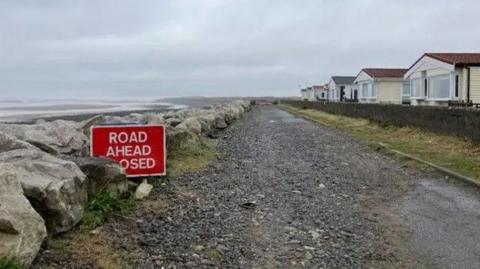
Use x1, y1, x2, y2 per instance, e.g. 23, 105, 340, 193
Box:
300, 88, 308, 101
312, 85, 328, 101
404, 53, 480, 106
354, 68, 410, 104
327, 76, 357, 102
300, 85, 328, 101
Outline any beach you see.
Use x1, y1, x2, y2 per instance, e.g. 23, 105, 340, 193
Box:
0, 97, 255, 123
0, 98, 178, 123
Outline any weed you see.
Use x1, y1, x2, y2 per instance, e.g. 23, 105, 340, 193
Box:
206, 249, 223, 260
0, 258, 24, 269
168, 137, 218, 177
79, 190, 134, 231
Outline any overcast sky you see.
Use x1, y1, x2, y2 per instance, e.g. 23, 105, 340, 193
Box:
0, 0, 479, 99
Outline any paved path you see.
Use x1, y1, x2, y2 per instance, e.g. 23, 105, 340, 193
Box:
139, 106, 480, 268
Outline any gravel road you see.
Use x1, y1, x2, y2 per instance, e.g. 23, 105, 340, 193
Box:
136, 106, 445, 268
36, 105, 480, 268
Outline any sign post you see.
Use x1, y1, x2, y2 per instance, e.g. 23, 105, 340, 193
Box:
90, 125, 166, 177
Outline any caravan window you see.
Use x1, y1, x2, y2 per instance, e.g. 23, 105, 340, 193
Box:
361, 83, 374, 98
411, 79, 422, 98
402, 83, 411, 96
361, 83, 369, 97
428, 75, 450, 99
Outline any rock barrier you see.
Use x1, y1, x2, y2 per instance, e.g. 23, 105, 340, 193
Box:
0, 99, 252, 266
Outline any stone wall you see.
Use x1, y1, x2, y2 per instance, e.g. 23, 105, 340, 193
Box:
282, 100, 480, 142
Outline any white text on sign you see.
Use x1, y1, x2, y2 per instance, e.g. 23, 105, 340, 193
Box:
106, 131, 156, 170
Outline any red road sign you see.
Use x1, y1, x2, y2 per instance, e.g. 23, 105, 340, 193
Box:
90, 125, 166, 177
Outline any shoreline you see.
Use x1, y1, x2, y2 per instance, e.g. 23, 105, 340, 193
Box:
0, 97, 257, 124
0, 98, 175, 124
5, 105, 176, 124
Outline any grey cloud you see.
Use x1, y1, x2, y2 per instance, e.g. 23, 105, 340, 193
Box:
0, 0, 479, 98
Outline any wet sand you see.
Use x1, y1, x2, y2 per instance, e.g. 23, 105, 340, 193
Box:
0, 97, 252, 123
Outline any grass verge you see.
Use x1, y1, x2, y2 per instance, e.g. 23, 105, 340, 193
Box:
0, 258, 24, 269
167, 136, 218, 178
280, 104, 480, 181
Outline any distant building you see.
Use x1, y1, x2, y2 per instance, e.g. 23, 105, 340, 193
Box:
300, 88, 308, 100
312, 85, 328, 101
404, 53, 480, 106
300, 85, 328, 101
354, 68, 410, 104
327, 76, 357, 102
305, 87, 315, 101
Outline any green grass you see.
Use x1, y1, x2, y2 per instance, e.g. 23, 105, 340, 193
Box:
0, 258, 24, 269
206, 249, 223, 260
280, 104, 480, 181
79, 190, 135, 231
168, 137, 218, 177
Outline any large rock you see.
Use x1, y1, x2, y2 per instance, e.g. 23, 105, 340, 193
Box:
0, 148, 87, 234
233, 100, 251, 111
166, 127, 195, 153
176, 117, 202, 135
166, 117, 182, 127
68, 156, 128, 195
102, 115, 146, 125
197, 112, 218, 133
0, 132, 36, 153
164, 109, 187, 121
0, 120, 88, 155
211, 111, 228, 129
80, 115, 106, 137
0, 164, 47, 267
144, 112, 165, 125
213, 104, 241, 124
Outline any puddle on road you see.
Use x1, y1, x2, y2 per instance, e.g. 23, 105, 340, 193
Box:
397, 178, 480, 268
264, 107, 306, 123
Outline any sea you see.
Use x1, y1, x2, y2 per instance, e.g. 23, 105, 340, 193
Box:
0, 97, 183, 123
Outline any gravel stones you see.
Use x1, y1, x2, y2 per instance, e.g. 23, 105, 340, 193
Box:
131, 106, 415, 268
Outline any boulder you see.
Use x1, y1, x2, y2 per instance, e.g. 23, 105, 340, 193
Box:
196, 112, 217, 133
68, 156, 128, 195
216, 107, 235, 124
0, 120, 88, 155
125, 113, 148, 123
144, 113, 165, 125
166, 117, 182, 127
211, 111, 228, 129
0, 164, 47, 267
176, 117, 202, 135
103, 115, 145, 125
0, 132, 36, 153
233, 100, 251, 111
80, 115, 107, 137
166, 127, 195, 153
0, 149, 87, 234
164, 109, 187, 120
